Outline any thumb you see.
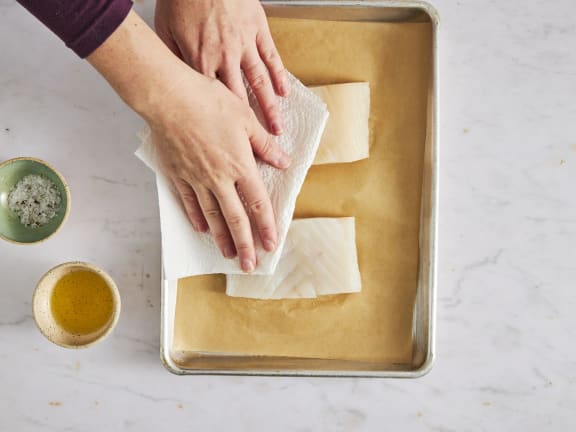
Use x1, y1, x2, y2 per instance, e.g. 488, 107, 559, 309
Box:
247, 110, 291, 170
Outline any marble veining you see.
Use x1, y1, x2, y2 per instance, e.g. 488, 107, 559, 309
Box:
1, 0, 576, 430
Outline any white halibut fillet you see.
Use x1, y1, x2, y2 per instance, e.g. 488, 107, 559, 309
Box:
310, 82, 370, 165
226, 217, 362, 299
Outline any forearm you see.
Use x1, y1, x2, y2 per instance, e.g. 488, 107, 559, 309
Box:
87, 10, 204, 122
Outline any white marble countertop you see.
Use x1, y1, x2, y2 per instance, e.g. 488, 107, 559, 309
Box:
1, 0, 575, 430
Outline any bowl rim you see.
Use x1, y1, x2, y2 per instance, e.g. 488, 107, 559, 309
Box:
0, 156, 71, 245
32, 261, 122, 349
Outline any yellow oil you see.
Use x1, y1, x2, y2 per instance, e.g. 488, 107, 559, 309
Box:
50, 270, 114, 335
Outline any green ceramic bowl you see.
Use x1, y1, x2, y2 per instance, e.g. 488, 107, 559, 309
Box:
0, 157, 70, 244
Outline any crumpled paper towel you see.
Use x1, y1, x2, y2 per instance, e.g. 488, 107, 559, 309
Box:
136, 72, 328, 278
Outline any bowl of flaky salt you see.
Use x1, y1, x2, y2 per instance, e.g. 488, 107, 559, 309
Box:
0, 157, 70, 244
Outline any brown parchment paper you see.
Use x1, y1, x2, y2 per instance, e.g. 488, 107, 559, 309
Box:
173, 18, 432, 363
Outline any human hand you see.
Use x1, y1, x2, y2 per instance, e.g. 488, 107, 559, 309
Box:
88, 10, 291, 272
149, 72, 291, 272
155, 0, 290, 136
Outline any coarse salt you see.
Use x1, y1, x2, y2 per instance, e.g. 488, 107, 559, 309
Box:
7, 174, 62, 228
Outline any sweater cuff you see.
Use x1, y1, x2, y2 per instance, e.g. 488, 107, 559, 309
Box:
68, 0, 133, 58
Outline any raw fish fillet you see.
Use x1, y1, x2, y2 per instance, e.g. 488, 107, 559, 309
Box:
226, 217, 362, 299
310, 83, 370, 165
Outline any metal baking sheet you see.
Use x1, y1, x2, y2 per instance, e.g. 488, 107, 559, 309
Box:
160, 0, 438, 378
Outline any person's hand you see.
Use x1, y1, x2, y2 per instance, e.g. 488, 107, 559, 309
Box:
154, 0, 290, 136
150, 72, 291, 272
88, 10, 291, 272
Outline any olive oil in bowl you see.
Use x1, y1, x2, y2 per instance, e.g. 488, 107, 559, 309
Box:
50, 270, 114, 336
33, 262, 120, 348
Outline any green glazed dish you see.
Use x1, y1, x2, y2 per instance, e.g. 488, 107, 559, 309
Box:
0, 157, 70, 244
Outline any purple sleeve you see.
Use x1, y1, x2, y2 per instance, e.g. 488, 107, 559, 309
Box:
17, 0, 133, 58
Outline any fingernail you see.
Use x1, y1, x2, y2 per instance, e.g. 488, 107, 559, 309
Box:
241, 258, 255, 273
223, 246, 236, 259
263, 239, 276, 252
272, 121, 283, 136
277, 152, 292, 169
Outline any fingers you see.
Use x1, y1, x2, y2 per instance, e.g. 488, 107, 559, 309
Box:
247, 110, 291, 170
256, 30, 290, 97
218, 60, 248, 102
173, 179, 208, 233
194, 182, 261, 273
194, 186, 237, 260
242, 49, 284, 136
174, 163, 281, 272
236, 170, 278, 253
212, 184, 258, 273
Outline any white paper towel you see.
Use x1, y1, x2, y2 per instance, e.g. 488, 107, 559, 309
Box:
136, 73, 329, 278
